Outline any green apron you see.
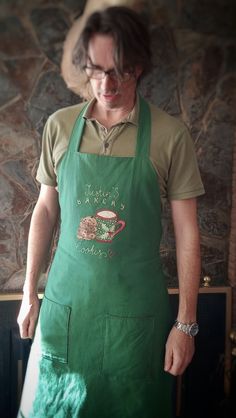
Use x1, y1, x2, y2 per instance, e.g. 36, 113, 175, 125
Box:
19, 96, 173, 418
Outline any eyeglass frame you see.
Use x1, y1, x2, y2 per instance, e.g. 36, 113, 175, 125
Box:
83, 65, 135, 82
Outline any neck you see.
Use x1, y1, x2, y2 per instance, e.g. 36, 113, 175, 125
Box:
91, 96, 136, 129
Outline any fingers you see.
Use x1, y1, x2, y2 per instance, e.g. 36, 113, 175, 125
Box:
19, 317, 36, 339
17, 297, 39, 339
164, 347, 173, 373
19, 318, 30, 339
164, 327, 195, 376
167, 355, 188, 376
28, 318, 37, 339
164, 349, 184, 376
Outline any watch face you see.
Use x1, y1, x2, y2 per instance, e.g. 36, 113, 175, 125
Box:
190, 323, 199, 337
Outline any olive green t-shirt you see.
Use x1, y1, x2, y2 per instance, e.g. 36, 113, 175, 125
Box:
36, 97, 204, 203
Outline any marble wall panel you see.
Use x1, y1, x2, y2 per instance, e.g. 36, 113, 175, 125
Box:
26, 70, 82, 135
0, 16, 41, 59
0, 0, 235, 292
140, 26, 180, 115
0, 65, 20, 107
0, 214, 30, 286
30, 8, 71, 66
4, 58, 45, 100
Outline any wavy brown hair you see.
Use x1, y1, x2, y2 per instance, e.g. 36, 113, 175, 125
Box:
72, 6, 152, 81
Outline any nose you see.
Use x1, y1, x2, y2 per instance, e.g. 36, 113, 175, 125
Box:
100, 73, 117, 92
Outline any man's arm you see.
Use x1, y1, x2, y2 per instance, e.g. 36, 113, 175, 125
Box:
17, 184, 59, 339
164, 198, 201, 375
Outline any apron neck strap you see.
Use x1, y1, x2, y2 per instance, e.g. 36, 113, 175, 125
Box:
69, 95, 151, 158
69, 102, 89, 152
135, 94, 151, 158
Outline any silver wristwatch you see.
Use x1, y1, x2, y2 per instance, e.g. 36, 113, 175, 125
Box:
174, 319, 199, 337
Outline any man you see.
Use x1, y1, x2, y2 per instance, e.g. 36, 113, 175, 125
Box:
17, 6, 204, 418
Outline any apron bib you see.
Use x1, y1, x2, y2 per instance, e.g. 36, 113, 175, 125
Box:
19, 97, 173, 418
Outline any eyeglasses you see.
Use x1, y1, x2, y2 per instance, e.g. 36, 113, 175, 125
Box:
84, 66, 134, 82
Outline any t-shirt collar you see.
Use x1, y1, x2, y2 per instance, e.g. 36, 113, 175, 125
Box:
83, 96, 139, 126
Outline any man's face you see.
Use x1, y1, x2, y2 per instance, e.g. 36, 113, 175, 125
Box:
86, 34, 142, 110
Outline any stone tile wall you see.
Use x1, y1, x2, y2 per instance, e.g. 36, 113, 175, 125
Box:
0, 1, 235, 300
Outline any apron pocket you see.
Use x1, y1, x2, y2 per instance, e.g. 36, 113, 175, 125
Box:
102, 314, 154, 379
39, 295, 71, 364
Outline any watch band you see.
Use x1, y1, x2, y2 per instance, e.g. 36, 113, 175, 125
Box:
174, 319, 199, 337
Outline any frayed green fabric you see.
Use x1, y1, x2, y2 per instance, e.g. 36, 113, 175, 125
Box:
30, 359, 87, 417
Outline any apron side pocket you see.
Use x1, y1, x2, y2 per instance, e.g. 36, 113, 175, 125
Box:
39, 295, 71, 364
102, 314, 155, 379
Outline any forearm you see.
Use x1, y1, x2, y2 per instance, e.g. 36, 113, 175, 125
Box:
23, 186, 59, 299
170, 198, 201, 323
23, 204, 57, 298
176, 224, 200, 322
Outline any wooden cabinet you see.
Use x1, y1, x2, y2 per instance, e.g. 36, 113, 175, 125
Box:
169, 286, 232, 418
0, 287, 232, 418
0, 297, 32, 418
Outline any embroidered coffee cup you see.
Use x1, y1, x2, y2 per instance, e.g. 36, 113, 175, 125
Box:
95, 210, 125, 243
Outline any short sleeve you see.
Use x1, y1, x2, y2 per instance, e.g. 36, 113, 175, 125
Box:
36, 117, 57, 187
167, 128, 205, 200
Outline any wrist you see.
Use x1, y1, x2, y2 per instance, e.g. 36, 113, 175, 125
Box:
176, 310, 197, 323
177, 316, 197, 323
23, 283, 38, 299
174, 319, 199, 337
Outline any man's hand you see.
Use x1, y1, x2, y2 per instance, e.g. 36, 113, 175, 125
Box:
164, 326, 195, 376
17, 294, 40, 339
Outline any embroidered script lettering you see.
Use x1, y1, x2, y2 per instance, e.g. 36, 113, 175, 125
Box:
77, 184, 125, 211
76, 243, 117, 259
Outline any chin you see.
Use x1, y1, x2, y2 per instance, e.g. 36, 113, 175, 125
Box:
99, 96, 120, 108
